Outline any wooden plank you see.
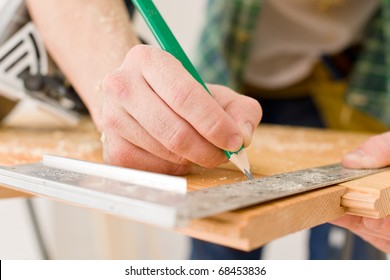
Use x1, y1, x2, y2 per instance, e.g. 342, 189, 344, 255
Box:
0, 117, 102, 167
340, 171, 390, 218
179, 186, 347, 250
180, 126, 390, 250
0, 117, 102, 198
1, 119, 390, 251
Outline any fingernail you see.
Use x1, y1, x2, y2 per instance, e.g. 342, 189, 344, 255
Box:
344, 149, 366, 162
228, 134, 243, 151
241, 122, 253, 147
344, 150, 376, 167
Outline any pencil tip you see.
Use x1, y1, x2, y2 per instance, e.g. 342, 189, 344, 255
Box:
244, 169, 254, 180
228, 149, 253, 179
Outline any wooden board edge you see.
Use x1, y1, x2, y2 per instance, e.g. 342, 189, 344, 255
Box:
341, 191, 380, 218
242, 186, 347, 250
179, 186, 347, 251
0, 185, 32, 198
341, 186, 390, 218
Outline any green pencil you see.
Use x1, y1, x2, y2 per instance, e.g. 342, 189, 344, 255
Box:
132, 0, 253, 179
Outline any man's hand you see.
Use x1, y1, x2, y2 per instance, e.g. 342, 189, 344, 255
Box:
26, 0, 262, 175
332, 132, 390, 253
101, 45, 262, 175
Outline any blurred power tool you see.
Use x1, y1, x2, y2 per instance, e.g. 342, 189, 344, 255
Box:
0, 1, 87, 128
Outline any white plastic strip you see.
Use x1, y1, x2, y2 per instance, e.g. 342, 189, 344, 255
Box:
43, 154, 187, 194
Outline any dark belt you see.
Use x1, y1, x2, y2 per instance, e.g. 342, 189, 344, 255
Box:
321, 43, 362, 80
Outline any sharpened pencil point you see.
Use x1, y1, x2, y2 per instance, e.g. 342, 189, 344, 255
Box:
244, 169, 254, 180
228, 149, 253, 179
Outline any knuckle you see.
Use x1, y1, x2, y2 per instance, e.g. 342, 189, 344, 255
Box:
100, 110, 119, 132
102, 70, 129, 101
202, 117, 225, 139
199, 151, 226, 169
169, 77, 197, 108
166, 164, 191, 176
104, 142, 127, 166
249, 97, 262, 113
165, 126, 192, 153
245, 97, 263, 121
166, 151, 190, 166
125, 45, 162, 73
177, 156, 190, 166
125, 44, 151, 63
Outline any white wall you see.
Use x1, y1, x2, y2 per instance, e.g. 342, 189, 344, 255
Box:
0, 198, 41, 259
133, 0, 206, 61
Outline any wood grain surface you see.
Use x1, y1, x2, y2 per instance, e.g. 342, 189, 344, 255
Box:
1, 118, 389, 250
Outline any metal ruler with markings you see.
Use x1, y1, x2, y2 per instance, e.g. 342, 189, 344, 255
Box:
0, 155, 386, 227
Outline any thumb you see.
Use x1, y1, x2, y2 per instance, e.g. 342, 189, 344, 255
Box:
342, 132, 390, 168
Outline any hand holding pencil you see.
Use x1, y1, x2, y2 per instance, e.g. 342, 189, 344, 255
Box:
131, 0, 258, 178
101, 45, 261, 175
100, 2, 262, 176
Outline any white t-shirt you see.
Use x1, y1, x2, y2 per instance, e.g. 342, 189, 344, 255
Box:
243, 0, 380, 89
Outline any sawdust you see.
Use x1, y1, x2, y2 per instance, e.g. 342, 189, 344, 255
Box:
0, 118, 102, 165
252, 126, 369, 154
251, 130, 340, 154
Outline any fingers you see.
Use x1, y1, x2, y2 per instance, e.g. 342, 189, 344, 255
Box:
101, 97, 190, 166
126, 45, 244, 152
102, 45, 227, 169
209, 84, 262, 147
342, 132, 390, 169
101, 45, 260, 172
102, 132, 191, 175
331, 215, 390, 253
103, 68, 227, 168
336, 127, 390, 252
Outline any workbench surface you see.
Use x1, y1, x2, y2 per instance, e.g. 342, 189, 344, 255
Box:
1, 118, 389, 250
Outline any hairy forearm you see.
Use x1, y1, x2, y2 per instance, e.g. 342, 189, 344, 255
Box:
26, 0, 140, 128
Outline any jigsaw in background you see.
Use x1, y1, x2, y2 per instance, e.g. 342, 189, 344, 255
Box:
0, 1, 87, 128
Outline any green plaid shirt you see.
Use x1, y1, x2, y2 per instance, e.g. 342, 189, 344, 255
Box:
196, 0, 390, 126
